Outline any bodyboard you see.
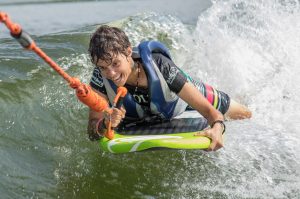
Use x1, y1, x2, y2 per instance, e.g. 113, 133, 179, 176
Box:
99, 117, 211, 153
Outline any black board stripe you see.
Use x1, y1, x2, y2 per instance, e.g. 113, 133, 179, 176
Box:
116, 117, 208, 135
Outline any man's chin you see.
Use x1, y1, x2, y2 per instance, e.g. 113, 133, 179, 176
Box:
114, 81, 125, 87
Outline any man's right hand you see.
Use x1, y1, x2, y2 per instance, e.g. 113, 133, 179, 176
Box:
106, 107, 126, 128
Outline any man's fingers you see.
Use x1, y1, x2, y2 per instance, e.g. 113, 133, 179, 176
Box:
194, 130, 209, 137
107, 108, 124, 128
120, 107, 126, 118
208, 140, 217, 151
194, 128, 224, 151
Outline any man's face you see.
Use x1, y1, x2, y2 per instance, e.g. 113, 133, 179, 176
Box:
96, 50, 132, 87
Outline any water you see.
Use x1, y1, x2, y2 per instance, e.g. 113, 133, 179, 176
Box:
1, 0, 300, 198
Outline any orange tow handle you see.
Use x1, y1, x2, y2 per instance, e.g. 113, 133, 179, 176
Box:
113, 87, 128, 108
104, 87, 128, 139
0, 12, 127, 140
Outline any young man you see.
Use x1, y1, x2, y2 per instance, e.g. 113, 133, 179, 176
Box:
87, 25, 251, 151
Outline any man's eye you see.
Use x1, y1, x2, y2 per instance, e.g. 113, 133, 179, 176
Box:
113, 62, 120, 67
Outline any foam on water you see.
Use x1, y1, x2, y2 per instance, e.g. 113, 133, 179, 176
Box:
192, 0, 300, 126
175, 0, 300, 198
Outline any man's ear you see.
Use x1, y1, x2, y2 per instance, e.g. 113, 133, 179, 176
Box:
127, 46, 132, 57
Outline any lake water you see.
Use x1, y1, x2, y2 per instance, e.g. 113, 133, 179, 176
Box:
1, 0, 300, 198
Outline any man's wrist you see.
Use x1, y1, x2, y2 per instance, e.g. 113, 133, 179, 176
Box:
88, 119, 105, 141
211, 120, 226, 134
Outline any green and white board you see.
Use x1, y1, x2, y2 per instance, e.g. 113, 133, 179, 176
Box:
99, 115, 211, 153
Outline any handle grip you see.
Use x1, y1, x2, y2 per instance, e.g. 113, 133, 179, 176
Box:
116, 97, 124, 109
105, 87, 127, 140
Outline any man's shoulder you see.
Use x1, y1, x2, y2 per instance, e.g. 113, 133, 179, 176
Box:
152, 52, 170, 60
151, 52, 173, 68
90, 67, 105, 88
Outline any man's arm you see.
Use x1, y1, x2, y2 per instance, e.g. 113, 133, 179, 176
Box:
178, 82, 225, 151
87, 89, 108, 141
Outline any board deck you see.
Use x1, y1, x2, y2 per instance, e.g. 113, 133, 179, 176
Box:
99, 117, 211, 153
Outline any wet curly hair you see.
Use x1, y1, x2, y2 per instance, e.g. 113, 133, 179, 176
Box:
88, 25, 131, 65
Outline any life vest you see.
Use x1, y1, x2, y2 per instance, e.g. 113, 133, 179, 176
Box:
102, 41, 187, 120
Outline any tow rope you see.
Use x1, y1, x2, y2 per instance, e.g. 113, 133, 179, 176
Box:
0, 12, 126, 140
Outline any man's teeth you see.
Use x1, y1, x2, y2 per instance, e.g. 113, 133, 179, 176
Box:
114, 76, 121, 81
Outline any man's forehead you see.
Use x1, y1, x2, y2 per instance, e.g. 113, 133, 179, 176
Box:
95, 54, 117, 67
96, 58, 112, 67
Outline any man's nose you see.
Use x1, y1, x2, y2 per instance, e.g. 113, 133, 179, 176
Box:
106, 67, 116, 78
